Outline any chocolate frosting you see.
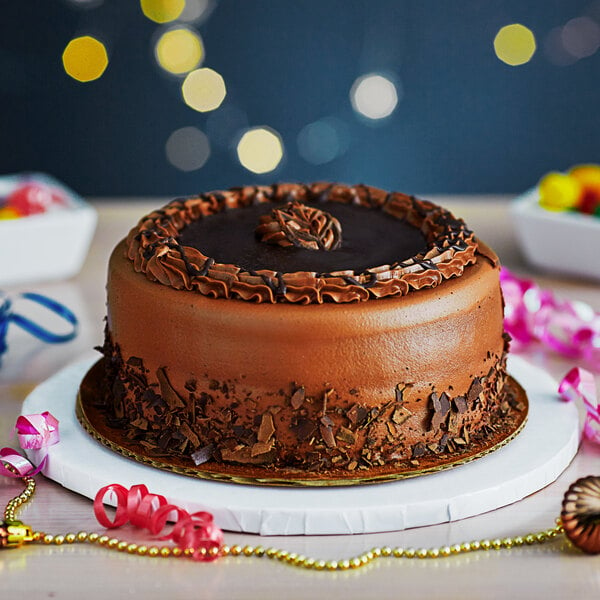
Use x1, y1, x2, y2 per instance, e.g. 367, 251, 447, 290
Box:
256, 200, 342, 251
126, 183, 482, 304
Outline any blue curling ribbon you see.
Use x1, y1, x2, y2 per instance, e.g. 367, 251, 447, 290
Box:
0, 292, 78, 362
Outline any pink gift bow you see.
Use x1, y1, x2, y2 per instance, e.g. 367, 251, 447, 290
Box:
500, 268, 600, 371
559, 367, 600, 445
0, 412, 59, 477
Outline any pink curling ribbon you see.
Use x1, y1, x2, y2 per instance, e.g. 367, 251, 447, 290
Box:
559, 367, 600, 445
0, 412, 60, 478
94, 483, 224, 561
0, 448, 37, 478
500, 268, 600, 371
14, 412, 59, 450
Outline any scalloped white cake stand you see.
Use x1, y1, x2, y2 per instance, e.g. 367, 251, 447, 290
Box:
21, 354, 579, 536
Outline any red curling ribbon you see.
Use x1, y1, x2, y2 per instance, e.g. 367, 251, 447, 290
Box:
94, 484, 224, 561
500, 268, 600, 371
559, 367, 600, 445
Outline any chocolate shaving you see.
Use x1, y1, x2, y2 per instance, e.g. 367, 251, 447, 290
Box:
336, 427, 356, 445
290, 386, 305, 409
221, 446, 275, 465
467, 378, 483, 404
156, 367, 185, 409
454, 396, 467, 414
321, 388, 334, 416
320, 414, 334, 427
251, 440, 274, 457
347, 404, 368, 426
130, 417, 148, 431
412, 442, 426, 458
179, 422, 200, 447
438, 433, 449, 452
320, 424, 337, 448
290, 418, 316, 442
430, 391, 451, 430
257, 413, 276, 443
126, 356, 143, 369
392, 406, 412, 425
395, 384, 405, 403
191, 444, 214, 465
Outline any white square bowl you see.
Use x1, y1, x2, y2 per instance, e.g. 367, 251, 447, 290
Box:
510, 187, 600, 281
0, 173, 97, 287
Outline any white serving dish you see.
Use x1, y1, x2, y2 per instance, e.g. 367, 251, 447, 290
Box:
510, 187, 600, 281
0, 173, 97, 287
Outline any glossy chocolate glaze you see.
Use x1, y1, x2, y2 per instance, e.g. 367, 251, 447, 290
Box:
178, 202, 428, 274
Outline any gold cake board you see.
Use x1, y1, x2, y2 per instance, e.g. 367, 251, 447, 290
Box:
76, 359, 528, 487
20, 355, 580, 535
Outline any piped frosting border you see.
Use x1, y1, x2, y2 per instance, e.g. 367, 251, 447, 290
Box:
126, 183, 486, 304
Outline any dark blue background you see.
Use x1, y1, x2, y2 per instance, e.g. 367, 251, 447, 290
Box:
1, 0, 599, 196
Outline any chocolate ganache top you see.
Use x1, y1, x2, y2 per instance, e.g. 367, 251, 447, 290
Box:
126, 183, 487, 304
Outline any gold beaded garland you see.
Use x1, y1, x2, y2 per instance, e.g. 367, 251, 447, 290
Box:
0, 466, 587, 570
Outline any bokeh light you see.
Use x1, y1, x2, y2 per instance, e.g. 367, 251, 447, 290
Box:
66, 0, 104, 8
543, 27, 578, 66
62, 36, 108, 82
182, 67, 227, 112
493, 24, 536, 66
350, 74, 399, 120
561, 17, 600, 59
179, 0, 215, 23
155, 27, 204, 75
140, 0, 185, 23
237, 127, 284, 174
165, 126, 211, 171
297, 117, 348, 165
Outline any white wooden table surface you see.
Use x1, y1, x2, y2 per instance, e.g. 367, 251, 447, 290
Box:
1, 197, 599, 599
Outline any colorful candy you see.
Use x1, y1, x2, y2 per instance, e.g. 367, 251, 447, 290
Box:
539, 164, 600, 216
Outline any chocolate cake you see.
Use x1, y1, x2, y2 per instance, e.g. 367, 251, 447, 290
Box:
81, 183, 527, 485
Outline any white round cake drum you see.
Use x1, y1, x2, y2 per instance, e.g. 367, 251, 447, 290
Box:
22, 354, 580, 536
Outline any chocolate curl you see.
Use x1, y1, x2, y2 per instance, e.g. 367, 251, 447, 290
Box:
559, 367, 600, 445
500, 268, 600, 371
94, 484, 224, 561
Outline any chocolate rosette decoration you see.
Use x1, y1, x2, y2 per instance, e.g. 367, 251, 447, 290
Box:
561, 475, 600, 554
256, 200, 342, 251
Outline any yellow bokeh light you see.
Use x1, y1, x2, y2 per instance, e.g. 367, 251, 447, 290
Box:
156, 28, 204, 75
494, 24, 536, 66
237, 127, 284, 174
140, 0, 185, 23
62, 36, 108, 82
182, 68, 226, 112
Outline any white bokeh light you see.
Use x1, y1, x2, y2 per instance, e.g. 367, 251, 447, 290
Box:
66, 0, 104, 7
350, 73, 400, 120
165, 126, 211, 171
179, 0, 216, 23
561, 16, 600, 59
